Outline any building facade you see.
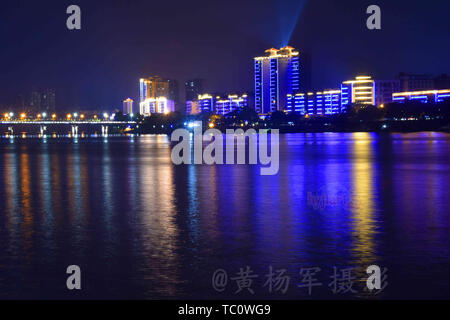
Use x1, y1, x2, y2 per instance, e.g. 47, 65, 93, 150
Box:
254, 46, 300, 114
287, 90, 341, 115
139, 97, 175, 116
375, 80, 400, 106
397, 73, 434, 92
215, 94, 248, 115
392, 89, 450, 104
139, 76, 170, 103
186, 100, 200, 115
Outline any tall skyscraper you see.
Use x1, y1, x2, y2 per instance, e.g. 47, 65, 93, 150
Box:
254, 46, 300, 114
123, 98, 134, 114
140, 76, 170, 102
185, 79, 205, 102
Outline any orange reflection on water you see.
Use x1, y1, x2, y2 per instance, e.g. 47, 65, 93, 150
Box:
350, 132, 377, 267
139, 135, 180, 296
20, 151, 33, 262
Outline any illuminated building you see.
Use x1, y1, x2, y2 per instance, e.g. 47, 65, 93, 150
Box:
123, 98, 134, 114
254, 46, 300, 114
341, 76, 375, 112
287, 90, 341, 115
197, 94, 215, 113
434, 74, 450, 89
139, 97, 175, 116
139, 76, 170, 103
215, 94, 248, 115
30, 88, 41, 112
185, 79, 206, 102
392, 89, 450, 104
375, 80, 400, 106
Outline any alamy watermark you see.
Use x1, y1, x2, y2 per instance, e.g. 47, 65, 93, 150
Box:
170, 121, 279, 176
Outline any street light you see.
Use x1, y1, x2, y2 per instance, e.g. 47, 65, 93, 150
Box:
52, 114, 57, 120
67, 113, 72, 120
20, 113, 26, 120
42, 112, 47, 118
103, 113, 109, 120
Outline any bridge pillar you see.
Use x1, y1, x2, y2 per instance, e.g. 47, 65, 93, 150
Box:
71, 125, 78, 136
8, 126, 13, 135
40, 126, 47, 135
102, 125, 109, 135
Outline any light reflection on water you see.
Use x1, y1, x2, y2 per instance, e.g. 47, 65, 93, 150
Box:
0, 132, 449, 299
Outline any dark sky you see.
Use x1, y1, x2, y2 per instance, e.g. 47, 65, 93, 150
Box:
0, 0, 449, 110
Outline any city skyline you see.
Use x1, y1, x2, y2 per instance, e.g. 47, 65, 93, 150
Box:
0, 0, 449, 110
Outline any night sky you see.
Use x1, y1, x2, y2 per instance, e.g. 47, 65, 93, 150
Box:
0, 0, 449, 110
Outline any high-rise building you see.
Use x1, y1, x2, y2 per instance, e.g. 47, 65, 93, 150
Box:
123, 98, 134, 114
340, 76, 375, 112
139, 76, 170, 102
197, 94, 215, 113
139, 76, 176, 115
186, 100, 200, 115
185, 79, 205, 102
254, 46, 300, 114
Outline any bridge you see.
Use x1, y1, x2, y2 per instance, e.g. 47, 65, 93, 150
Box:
0, 120, 137, 136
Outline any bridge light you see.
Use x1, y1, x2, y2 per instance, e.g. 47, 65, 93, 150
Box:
94, 115, 98, 120
74, 113, 78, 118
103, 113, 109, 119
42, 112, 47, 118
20, 113, 26, 119
52, 114, 57, 120
67, 113, 72, 120
9, 112, 14, 117
37, 114, 42, 119
80, 114, 85, 119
